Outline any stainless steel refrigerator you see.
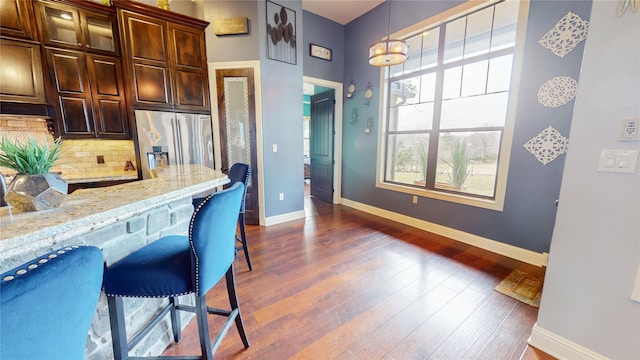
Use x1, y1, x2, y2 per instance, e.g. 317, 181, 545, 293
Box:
135, 110, 214, 179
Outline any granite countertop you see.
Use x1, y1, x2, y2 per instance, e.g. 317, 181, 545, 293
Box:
0, 165, 228, 259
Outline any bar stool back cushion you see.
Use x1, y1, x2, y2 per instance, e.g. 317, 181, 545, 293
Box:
104, 182, 244, 298
0, 246, 104, 360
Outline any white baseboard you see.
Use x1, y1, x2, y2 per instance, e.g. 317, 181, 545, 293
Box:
529, 324, 609, 360
341, 198, 548, 267
264, 209, 305, 226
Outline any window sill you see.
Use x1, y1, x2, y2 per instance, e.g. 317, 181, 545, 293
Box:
376, 180, 504, 211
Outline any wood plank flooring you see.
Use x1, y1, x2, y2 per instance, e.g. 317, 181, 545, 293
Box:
162, 192, 552, 359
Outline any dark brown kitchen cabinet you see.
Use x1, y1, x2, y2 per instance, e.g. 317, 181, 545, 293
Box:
118, 10, 171, 108
46, 48, 128, 138
116, 2, 210, 112
0, 0, 37, 40
169, 23, 209, 111
35, 0, 118, 55
0, 39, 47, 105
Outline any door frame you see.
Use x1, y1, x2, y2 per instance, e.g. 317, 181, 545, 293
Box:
304, 76, 343, 205
209, 60, 266, 225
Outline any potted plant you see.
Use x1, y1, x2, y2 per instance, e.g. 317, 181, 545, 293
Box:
0, 136, 67, 212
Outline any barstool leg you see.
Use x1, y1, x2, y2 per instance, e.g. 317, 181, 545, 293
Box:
238, 215, 252, 271
226, 266, 250, 348
169, 297, 181, 342
107, 296, 129, 360
195, 295, 213, 360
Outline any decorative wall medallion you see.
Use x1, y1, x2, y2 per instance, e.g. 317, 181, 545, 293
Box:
523, 126, 569, 165
538, 12, 589, 58
537, 76, 578, 108
346, 79, 356, 99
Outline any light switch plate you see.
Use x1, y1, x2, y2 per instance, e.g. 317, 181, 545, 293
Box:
597, 149, 639, 173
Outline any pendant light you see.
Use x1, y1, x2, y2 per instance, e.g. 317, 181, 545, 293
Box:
368, 0, 408, 67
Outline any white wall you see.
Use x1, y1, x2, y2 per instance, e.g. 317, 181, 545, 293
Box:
531, 2, 640, 359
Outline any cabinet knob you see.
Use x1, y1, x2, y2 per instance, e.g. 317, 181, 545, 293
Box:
86, 44, 90, 48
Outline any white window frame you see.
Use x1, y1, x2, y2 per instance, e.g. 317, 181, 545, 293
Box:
375, 0, 530, 211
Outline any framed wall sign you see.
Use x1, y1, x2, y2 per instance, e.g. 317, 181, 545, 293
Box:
310, 43, 332, 61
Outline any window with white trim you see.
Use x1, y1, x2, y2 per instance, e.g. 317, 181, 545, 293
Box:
378, 0, 523, 209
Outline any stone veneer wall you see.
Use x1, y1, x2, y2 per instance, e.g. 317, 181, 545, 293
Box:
0, 117, 135, 176
2, 194, 197, 359
86, 195, 196, 359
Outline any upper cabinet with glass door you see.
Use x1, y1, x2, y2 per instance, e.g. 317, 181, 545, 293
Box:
35, 0, 118, 55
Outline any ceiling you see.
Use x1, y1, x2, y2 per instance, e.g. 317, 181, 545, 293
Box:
302, 0, 384, 25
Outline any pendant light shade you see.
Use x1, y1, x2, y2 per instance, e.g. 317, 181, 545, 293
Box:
369, 39, 408, 66
369, 1, 407, 67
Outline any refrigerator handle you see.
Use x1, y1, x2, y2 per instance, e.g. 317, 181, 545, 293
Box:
171, 118, 183, 165
175, 117, 186, 165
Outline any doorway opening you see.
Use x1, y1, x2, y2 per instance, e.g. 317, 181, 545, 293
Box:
302, 76, 343, 205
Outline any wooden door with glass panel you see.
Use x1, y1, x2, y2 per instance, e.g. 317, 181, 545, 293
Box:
215, 68, 259, 225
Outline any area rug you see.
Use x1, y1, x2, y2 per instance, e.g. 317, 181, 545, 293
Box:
494, 269, 544, 308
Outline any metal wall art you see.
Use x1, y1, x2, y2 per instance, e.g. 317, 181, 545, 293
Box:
538, 12, 589, 58
523, 126, 569, 165
266, 1, 296, 64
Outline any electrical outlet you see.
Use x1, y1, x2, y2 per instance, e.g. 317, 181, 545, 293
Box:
97, 155, 105, 164
412, 195, 418, 204
279, 192, 284, 201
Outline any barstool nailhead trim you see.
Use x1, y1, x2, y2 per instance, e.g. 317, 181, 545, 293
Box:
1, 246, 83, 283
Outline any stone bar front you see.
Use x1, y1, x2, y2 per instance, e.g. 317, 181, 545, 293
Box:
0, 165, 229, 359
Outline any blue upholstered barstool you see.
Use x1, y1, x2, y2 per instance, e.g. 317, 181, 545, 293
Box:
193, 163, 252, 271
228, 163, 252, 271
103, 182, 250, 360
0, 245, 104, 360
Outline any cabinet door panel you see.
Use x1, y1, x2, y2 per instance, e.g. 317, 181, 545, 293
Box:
37, 2, 82, 49
82, 11, 117, 54
171, 27, 201, 68
133, 63, 170, 104
96, 99, 126, 134
86, 54, 129, 138
92, 59, 119, 96
174, 70, 206, 107
120, 10, 172, 108
50, 52, 86, 93
0, 39, 46, 103
169, 24, 209, 111
59, 97, 92, 133
0, 0, 36, 39
47, 48, 93, 136
127, 16, 166, 62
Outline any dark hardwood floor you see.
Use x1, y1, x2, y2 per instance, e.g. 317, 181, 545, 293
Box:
162, 187, 552, 359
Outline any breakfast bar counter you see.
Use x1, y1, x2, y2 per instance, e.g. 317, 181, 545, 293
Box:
0, 165, 228, 271
0, 164, 228, 359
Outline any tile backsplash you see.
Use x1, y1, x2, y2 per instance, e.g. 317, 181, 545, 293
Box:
0, 117, 136, 177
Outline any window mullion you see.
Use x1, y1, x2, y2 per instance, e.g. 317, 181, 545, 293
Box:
425, 22, 448, 189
